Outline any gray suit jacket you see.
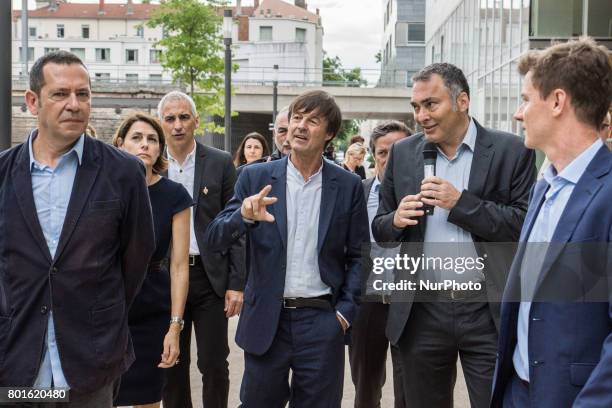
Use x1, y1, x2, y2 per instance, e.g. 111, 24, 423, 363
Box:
371, 119, 537, 344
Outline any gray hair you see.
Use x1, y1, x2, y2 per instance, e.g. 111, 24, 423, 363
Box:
157, 91, 198, 119
274, 106, 290, 132
412, 63, 470, 111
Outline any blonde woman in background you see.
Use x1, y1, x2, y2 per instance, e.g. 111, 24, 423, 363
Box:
342, 142, 367, 179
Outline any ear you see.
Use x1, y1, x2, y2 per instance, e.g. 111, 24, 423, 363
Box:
550, 88, 567, 118
24, 90, 39, 116
325, 133, 334, 144
115, 137, 124, 148
456, 91, 470, 113
194, 114, 200, 129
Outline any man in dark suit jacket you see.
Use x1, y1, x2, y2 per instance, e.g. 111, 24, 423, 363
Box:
0, 51, 155, 405
205, 90, 369, 407
349, 121, 411, 408
491, 38, 612, 408
158, 91, 245, 408
372, 63, 536, 408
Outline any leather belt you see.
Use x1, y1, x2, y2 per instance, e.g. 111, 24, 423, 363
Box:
417, 287, 486, 301
283, 295, 333, 310
189, 254, 201, 267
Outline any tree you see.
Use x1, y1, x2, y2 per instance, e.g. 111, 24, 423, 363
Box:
322, 52, 367, 87
147, 0, 228, 132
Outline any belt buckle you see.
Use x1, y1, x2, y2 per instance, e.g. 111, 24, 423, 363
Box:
283, 298, 297, 309
450, 290, 460, 301
189, 255, 196, 266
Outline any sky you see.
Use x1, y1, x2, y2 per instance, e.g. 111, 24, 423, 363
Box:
13, 0, 384, 71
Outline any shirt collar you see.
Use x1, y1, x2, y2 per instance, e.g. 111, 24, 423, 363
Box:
29, 130, 85, 169
287, 155, 324, 182
167, 140, 197, 164
461, 117, 477, 152
372, 176, 381, 190
544, 138, 603, 185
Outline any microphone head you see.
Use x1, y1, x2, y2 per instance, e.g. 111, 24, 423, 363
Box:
423, 142, 437, 160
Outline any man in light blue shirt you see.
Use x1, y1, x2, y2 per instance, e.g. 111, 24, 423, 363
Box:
491, 38, 612, 408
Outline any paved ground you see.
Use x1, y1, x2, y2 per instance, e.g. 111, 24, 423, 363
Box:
184, 316, 470, 408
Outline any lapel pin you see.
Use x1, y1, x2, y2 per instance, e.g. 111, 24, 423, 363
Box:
203, 187, 209, 195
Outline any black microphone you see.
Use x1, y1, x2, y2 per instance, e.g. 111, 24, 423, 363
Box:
422, 142, 437, 216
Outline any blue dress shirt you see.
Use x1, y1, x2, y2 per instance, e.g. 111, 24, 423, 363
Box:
513, 138, 603, 381
29, 131, 85, 388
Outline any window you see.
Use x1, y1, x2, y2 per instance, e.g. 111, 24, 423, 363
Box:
259, 26, 272, 41
56, 24, 64, 38
96, 48, 110, 62
70, 48, 85, 60
19, 47, 34, 62
126, 73, 138, 83
295, 28, 306, 42
94, 73, 110, 81
44, 47, 59, 54
126, 49, 138, 63
440, 35, 445, 62
136, 26, 144, 37
28, 27, 36, 38
149, 74, 162, 83
150, 49, 162, 64
82, 25, 89, 39
407, 23, 425, 43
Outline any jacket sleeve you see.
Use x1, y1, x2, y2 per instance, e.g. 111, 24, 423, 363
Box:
223, 155, 247, 291
204, 166, 252, 254
447, 145, 536, 242
335, 178, 369, 325
121, 161, 156, 308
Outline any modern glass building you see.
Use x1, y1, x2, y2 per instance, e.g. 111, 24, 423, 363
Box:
425, 0, 612, 136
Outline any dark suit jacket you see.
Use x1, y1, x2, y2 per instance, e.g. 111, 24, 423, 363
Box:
0, 134, 155, 392
166, 141, 246, 297
491, 145, 612, 408
372, 120, 537, 344
204, 157, 369, 355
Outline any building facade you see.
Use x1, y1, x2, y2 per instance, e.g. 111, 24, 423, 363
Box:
380, 0, 426, 87
12, 1, 169, 83
425, 0, 612, 136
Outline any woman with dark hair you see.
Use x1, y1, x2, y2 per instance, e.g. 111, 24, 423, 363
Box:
112, 113, 192, 408
233, 132, 270, 167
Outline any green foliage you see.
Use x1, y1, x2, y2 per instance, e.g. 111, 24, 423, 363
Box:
147, 0, 228, 133
334, 119, 362, 151
322, 52, 367, 87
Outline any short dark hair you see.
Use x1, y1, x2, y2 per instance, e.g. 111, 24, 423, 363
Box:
289, 90, 342, 141
234, 132, 270, 167
369, 120, 413, 154
112, 113, 168, 174
412, 63, 470, 105
29, 50, 89, 96
518, 37, 612, 129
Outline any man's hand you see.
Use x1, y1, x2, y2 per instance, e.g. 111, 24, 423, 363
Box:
224, 290, 244, 318
336, 314, 349, 333
420, 176, 461, 210
241, 184, 278, 222
393, 194, 425, 228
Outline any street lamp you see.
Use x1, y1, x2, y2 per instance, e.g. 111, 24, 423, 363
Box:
223, 9, 232, 153
272, 64, 279, 125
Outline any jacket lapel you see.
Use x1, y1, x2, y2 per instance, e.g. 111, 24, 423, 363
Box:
467, 121, 494, 198
414, 137, 426, 237
192, 141, 205, 202
53, 137, 101, 262
534, 148, 609, 290
11, 133, 52, 263
270, 157, 288, 250
318, 160, 338, 253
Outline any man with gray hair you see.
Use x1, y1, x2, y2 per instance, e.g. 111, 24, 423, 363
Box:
158, 91, 246, 408
372, 63, 536, 407
269, 107, 291, 161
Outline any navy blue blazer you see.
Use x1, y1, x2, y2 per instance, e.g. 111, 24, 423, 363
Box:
491, 145, 612, 407
0, 134, 155, 392
204, 156, 369, 355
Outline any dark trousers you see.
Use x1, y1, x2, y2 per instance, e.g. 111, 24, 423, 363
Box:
163, 262, 230, 408
396, 300, 498, 408
17, 381, 114, 408
240, 307, 345, 408
502, 371, 530, 408
348, 301, 406, 408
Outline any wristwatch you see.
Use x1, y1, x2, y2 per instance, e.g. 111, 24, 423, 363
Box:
169, 316, 184, 331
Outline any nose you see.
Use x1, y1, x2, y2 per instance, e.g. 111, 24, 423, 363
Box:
65, 92, 80, 112
513, 104, 524, 122
415, 108, 429, 125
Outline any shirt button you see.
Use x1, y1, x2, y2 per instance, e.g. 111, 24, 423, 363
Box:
40, 305, 48, 315
51, 267, 58, 274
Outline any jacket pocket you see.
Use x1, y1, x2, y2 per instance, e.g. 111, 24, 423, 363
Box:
0, 316, 12, 367
570, 363, 597, 386
91, 302, 128, 368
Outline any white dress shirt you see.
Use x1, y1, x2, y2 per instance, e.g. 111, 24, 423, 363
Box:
168, 141, 200, 255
